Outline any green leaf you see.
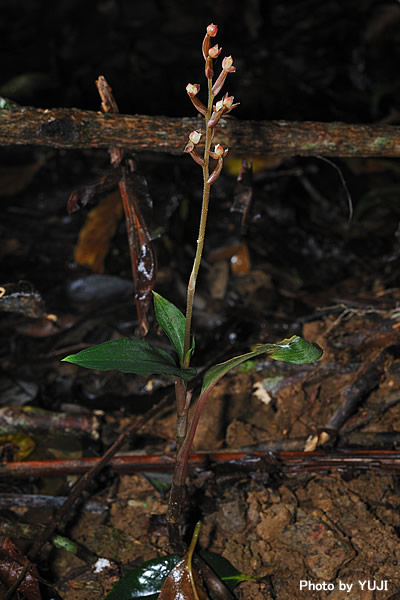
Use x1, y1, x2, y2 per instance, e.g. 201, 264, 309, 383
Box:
199, 550, 258, 590
153, 292, 187, 363
0, 96, 18, 109
104, 554, 181, 599
62, 338, 196, 380
201, 335, 322, 396
104, 551, 252, 599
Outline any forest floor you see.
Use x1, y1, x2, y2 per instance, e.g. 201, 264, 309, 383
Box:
2, 2, 400, 599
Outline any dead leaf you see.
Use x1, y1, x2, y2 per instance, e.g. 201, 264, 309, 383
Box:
225, 155, 284, 177
0, 433, 35, 461
208, 243, 251, 276
230, 243, 250, 276
208, 260, 229, 299
159, 521, 210, 600
0, 538, 41, 600
0, 158, 46, 196
158, 557, 210, 600
17, 313, 74, 337
74, 190, 123, 273
118, 166, 156, 337
93, 76, 156, 337
67, 171, 117, 214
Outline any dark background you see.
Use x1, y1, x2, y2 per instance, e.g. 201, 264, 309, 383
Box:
2, 0, 400, 122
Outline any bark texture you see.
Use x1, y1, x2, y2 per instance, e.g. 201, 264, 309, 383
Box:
2, 105, 400, 157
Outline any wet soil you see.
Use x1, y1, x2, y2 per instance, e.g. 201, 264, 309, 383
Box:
2, 2, 400, 599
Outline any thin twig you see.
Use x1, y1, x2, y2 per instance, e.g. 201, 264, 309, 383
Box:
4, 448, 400, 479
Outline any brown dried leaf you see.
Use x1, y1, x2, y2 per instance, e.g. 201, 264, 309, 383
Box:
93, 75, 156, 335
0, 538, 41, 600
74, 190, 123, 273
230, 243, 250, 276
67, 171, 117, 214
208, 243, 251, 276
0, 158, 45, 197
96, 76, 119, 114
158, 557, 210, 600
118, 167, 156, 337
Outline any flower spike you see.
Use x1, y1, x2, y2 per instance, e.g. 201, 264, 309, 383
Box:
184, 26, 237, 186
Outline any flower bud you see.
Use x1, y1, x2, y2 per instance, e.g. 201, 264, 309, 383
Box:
184, 140, 204, 166
208, 44, 222, 58
207, 23, 218, 37
223, 95, 234, 109
186, 83, 200, 96
207, 143, 227, 159
186, 84, 206, 115
208, 105, 224, 128
203, 24, 218, 60
183, 141, 194, 153
222, 56, 236, 72
212, 58, 236, 96
189, 129, 202, 144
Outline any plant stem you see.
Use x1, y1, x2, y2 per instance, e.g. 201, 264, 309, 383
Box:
168, 79, 214, 552
175, 378, 191, 452
167, 389, 219, 552
173, 388, 212, 487
183, 78, 214, 368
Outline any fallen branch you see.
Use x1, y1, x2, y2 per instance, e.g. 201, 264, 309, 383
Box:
5, 449, 400, 478
0, 493, 106, 514
305, 348, 387, 451
2, 105, 400, 157
0, 406, 100, 439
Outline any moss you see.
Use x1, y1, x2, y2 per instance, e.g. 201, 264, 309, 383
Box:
371, 137, 390, 150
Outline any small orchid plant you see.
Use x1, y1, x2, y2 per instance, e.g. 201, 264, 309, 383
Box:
62, 23, 322, 553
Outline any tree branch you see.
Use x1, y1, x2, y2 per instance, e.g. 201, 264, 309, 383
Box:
2, 105, 400, 157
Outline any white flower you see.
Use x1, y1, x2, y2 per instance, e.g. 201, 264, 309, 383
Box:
189, 130, 202, 144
